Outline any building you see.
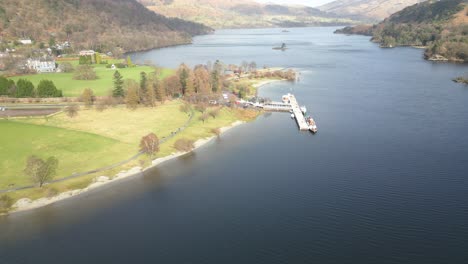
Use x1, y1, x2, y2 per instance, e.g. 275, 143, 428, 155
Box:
26, 58, 56, 73
19, 39, 33, 45
79, 50, 95, 56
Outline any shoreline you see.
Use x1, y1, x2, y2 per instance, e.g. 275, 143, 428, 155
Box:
8, 120, 246, 215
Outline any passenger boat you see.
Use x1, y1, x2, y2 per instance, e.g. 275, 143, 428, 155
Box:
306, 116, 318, 133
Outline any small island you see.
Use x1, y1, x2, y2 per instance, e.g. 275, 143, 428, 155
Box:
453, 76, 468, 85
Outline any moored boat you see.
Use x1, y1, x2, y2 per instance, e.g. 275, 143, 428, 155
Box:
306, 116, 318, 133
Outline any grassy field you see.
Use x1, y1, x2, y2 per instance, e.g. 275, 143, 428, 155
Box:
0, 120, 132, 189
1, 102, 259, 204
9, 62, 174, 97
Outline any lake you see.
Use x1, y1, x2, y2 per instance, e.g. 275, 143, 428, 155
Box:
1, 27, 467, 264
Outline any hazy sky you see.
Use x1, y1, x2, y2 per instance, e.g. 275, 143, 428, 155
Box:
255, 0, 336, 7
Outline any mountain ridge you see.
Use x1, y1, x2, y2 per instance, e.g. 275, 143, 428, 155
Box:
0, 0, 212, 54
318, 0, 427, 21
138, 0, 359, 29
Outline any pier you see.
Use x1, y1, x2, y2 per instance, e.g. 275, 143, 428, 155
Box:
261, 94, 312, 131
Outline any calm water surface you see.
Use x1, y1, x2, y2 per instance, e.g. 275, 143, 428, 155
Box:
1, 28, 468, 264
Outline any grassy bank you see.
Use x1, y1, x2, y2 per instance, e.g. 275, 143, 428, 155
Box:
9, 63, 173, 97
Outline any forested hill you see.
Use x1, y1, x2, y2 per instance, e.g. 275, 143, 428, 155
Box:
0, 0, 212, 53
138, 0, 358, 29
336, 0, 468, 63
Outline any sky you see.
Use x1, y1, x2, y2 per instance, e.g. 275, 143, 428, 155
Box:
254, 0, 336, 7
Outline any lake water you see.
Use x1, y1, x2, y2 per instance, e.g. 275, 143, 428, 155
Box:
1, 27, 468, 264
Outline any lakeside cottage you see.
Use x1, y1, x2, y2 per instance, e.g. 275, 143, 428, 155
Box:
26, 58, 56, 73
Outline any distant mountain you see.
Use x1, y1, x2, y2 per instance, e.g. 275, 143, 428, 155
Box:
318, 0, 426, 21
0, 0, 212, 53
335, 0, 468, 63
138, 0, 359, 29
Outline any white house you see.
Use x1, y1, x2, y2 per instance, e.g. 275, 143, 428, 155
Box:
19, 39, 33, 45
26, 58, 56, 73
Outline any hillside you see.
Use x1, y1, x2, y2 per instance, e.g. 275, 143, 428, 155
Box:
318, 0, 426, 21
138, 0, 358, 29
0, 0, 212, 53
336, 0, 468, 63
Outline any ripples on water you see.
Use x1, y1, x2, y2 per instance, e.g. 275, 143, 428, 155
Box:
1, 27, 468, 264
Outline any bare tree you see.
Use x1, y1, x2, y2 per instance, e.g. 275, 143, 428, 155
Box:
140, 133, 159, 158
199, 112, 209, 123
81, 88, 95, 108
64, 105, 79, 118
174, 138, 195, 152
24, 155, 59, 187
209, 108, 220, 119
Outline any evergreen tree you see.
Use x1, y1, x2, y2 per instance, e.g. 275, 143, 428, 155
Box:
177, 64, 189, 95
16, 79, 35, 98
146, 79, 156, 107
139, 72, 147, 103
0, 76, 10, 96
37, 80, 62, 97
113, 70, 124, 98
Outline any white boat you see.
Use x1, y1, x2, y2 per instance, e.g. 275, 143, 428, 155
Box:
282, 93, 291, 103
291, 113, 295, 118
306, 116, 318, 133
300, 106, 307, 114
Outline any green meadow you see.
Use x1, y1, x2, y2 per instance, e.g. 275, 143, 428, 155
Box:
10, 62, 173, 97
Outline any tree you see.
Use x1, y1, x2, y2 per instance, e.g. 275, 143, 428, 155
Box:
209, 108, 220, 119
177, 64, 190, 95
153, 77, 165, 102
185, 71, 195, 96
95, 52, 102, 65
126, 55, 134, 67
179, 103, 191, 114
194, 65, 211, 94
73, 65, 97, 80
199, 112, 209, 123
24, 155, 59, 187
139, 71, 148, 104
195, 104, 207, 113
140, 133, 159, 158
174, 138, 195, 152
16, 79, 35, 98
81, 88, 95, 108
0, 76, 13, 96
0, 195, 13, 212
37, 80, 62, 97
113, 70, 124, 98
125, 81, 139, 110
58, 62, 74, 73
65, 105, 79, 118
164, 75, 182, 98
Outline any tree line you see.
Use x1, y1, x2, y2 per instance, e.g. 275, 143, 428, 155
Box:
0, 77, 63, 98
